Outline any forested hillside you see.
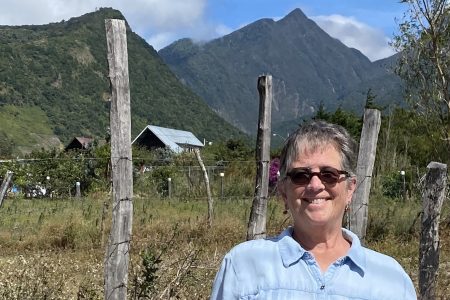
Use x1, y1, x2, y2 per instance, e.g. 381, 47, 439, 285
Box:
0, 8, 245, 155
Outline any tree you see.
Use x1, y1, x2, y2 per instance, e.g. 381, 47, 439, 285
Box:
392, 0, 450, 163
0, 132, 14, 158
365, 88, 384, 110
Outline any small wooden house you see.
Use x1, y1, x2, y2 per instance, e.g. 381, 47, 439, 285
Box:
132, 125, 204, 153
65, 137, 94, 151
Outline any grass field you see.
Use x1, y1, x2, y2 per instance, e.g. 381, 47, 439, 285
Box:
0, 191, 448, 299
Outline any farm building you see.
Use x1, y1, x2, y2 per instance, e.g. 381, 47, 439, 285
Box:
65, 137, 94, 151
132, 125, 204, 153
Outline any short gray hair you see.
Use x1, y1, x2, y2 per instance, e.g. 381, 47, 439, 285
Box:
278, 120, 357, 180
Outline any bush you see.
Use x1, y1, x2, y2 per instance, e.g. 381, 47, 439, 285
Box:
380, 171, 409, 199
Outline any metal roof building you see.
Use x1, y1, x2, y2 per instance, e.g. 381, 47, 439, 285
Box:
132, 125, 204, 153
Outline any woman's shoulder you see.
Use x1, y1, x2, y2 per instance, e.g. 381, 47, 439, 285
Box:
360, 246, 414, 288
225, 229, 290, 262
363, 247, 406, 268
344, 229, 413, 279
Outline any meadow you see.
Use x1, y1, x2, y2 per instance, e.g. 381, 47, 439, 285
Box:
0, 180, 449, 299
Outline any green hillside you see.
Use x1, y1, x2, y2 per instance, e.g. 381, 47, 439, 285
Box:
0, 105, 60, 154
0, 8, 245, 156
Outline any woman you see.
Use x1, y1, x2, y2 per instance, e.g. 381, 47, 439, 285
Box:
211, 121, 416, 299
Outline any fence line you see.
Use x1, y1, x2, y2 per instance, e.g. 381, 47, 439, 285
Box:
0, 155, 435, 202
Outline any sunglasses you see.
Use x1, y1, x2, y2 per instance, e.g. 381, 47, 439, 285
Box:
286, 167, 350, 185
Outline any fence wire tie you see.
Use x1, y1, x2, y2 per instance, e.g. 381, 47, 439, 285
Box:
106, 240, 131, 259
351, 203, 368, 215
112, 197, 132, 210
105, 282, 128, 300
354, 175, 372, 191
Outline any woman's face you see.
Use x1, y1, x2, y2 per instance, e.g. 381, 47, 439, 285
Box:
279, 144, 356, 232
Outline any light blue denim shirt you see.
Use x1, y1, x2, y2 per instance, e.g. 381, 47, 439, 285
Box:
211, 227, 417, 299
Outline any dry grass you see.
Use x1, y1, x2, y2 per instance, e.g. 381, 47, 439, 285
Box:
0, 193, 448, 299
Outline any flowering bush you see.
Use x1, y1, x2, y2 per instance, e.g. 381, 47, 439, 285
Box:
269, 158, 280, 188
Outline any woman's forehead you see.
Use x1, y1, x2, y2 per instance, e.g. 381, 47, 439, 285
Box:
295, 139, 340, 157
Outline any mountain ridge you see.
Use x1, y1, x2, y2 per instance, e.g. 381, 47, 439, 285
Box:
159, 8, 402, 134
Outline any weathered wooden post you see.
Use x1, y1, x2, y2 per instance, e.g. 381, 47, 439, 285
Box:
75, 181, 81, 198
0, 171, 13, 208
349, 108, 381, 242
104, 19, 133, 300
419, 162, 447, 300
220, 172, 225, 198
194, 148, 213, 226
247, 75, 272, 240
167, 177, 172, 198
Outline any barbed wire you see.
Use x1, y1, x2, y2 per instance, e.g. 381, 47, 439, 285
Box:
0, 157, 260, 164
0, 157, 428, 174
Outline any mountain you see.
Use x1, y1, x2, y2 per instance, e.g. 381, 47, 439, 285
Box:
0, 8, 245, 155
159, 8, 403, 134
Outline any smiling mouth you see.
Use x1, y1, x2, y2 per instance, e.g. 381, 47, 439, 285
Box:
302, 198, 329, 204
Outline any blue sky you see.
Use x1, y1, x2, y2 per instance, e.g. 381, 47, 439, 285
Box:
0, 0, 408, 61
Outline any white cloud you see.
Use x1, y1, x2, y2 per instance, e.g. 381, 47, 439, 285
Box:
115, 0, 206, 32
214, 24, 232, 37
0, 2, 397, 59
146, 32, 177, 50
146, 21, 233, 50
312, 14, 396, 61
0, 0, 207, 28
0, 0, 216, 50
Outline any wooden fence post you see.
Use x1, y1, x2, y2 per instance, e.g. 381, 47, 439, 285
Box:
194, 148, 213, 226
247, 75, 272, 240
167, 177, 172, 198
349, 108, 381, 242
75, 181, 81, 198
0, 171, 13, 208
104, 19, 133, 300
419, 162, 447, 300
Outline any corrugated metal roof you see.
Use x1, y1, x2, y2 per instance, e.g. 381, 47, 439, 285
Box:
132, 125, 204, 153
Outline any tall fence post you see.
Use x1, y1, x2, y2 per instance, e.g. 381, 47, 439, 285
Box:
167, 177, 172, 198
419, 162, 447, 300
194, 149, 213, 226
0, 171, 13, 208
75, 181, 81, 198
220, 172, 224, 198
349, 108, 381, 242
104, 19, 133, 300
247, 75, 272, 240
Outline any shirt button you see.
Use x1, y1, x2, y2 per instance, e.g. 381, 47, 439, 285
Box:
320, 285, 325, 290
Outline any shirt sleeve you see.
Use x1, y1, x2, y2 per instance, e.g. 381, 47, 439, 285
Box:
403, 271, 417, 300
210, 253, 238, 300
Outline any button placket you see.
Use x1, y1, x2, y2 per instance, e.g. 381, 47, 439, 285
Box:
304, 252, 327, 295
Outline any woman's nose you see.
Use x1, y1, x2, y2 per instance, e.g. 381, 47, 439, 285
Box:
307, 174, 325, 190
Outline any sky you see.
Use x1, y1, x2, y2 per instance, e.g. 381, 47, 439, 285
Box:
0, 0, 409, 61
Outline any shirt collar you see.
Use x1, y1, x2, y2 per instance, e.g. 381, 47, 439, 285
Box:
277, 227, 366, 275
278, 227, 307, 267
342, 228, 366, 275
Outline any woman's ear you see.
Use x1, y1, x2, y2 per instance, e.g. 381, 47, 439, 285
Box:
346, 176, 357, 202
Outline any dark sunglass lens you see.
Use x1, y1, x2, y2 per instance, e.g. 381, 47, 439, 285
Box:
290, 170, 310, 185
319, 167, 341, 184
319, 171, 339, 184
